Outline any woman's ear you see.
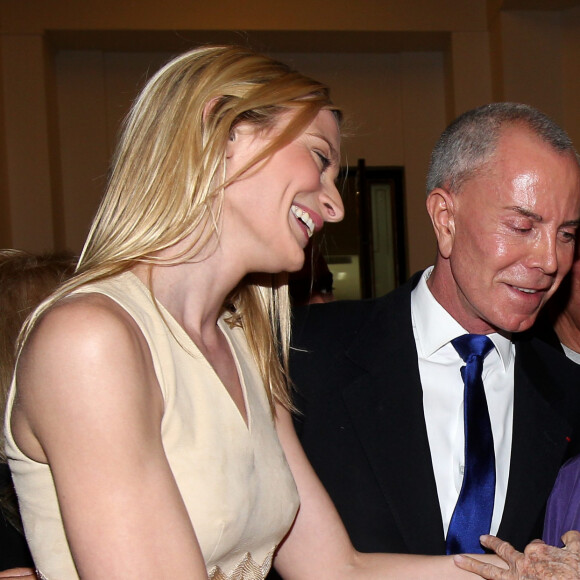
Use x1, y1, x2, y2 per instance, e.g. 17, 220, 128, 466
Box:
426, 188, 456, 259
202, 96, 236, 157
225, 127, 236, 159
202, 96, 221, 124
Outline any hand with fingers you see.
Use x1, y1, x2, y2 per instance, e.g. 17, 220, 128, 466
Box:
453, 531, 580, 579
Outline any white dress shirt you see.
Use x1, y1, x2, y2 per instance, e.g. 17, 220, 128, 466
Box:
411, 267, 514, 537
562, 343, 580, 365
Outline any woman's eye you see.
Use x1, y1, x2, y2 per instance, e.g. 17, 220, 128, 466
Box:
315, 151, 331, 172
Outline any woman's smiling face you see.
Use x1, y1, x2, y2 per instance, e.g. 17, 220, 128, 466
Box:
222, 109, 344, 275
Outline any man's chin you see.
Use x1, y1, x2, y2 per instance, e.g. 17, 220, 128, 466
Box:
489, 314, 539, 336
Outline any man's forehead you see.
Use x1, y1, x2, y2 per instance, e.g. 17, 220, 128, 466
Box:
495, 124, 578, 162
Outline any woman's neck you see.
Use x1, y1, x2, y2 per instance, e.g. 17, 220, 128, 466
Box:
130, 251, 239, 341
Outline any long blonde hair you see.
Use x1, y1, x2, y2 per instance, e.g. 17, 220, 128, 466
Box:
20, 45, 340, 410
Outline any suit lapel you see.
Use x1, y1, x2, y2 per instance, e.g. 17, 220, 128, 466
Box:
497, 338, 572, 549
340, 275, 446, 554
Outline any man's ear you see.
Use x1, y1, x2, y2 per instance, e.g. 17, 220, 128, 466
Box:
426, 188, 456, 259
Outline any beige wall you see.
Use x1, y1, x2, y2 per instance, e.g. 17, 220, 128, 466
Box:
1, 35, 56, 250
0, 0, 487, 34
562, 8, 580, 148
55, 51, 172, 250
501, 11, 565, 122
0, 39, 10, 248
1, 0, 579, 274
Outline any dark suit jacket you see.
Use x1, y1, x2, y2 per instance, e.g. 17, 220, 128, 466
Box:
290, 272, 580, 555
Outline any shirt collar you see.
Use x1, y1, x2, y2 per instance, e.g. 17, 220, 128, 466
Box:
411, 267, 513, 370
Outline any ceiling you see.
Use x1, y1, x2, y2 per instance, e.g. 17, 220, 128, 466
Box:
45, 2, 580, 54
501, 0, 580, 9
48, 30, 451, 54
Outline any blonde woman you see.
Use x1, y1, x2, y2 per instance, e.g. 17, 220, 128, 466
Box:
5, 45, 575, 580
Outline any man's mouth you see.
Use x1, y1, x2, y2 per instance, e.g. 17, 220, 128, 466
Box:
514, 287, 539, 294
291, 205, 315, 238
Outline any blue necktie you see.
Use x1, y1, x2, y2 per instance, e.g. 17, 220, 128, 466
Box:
446, 334, 495, 555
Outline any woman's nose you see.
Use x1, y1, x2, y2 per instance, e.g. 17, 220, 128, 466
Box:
320, 182, 345, 223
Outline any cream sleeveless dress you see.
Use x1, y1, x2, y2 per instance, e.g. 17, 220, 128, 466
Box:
5, 271, 299, 579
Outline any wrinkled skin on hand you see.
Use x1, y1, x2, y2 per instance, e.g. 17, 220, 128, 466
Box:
454, 532, 580, 579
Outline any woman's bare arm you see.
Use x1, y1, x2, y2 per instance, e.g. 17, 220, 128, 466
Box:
12, 295, 208, 579
273, 405, 504, 579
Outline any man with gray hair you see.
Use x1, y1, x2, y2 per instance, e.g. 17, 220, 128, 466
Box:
289, 103, 580, 556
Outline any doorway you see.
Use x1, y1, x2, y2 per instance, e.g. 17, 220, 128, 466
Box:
321, 160, 407, 300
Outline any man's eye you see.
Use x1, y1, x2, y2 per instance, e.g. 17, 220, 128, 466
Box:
510, 222, 532, 233
560, 231, 577, 242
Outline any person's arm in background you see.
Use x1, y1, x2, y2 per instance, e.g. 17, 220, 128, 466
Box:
0, 569, 36, 578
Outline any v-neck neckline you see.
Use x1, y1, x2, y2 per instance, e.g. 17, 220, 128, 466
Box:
127, 271, 252, 431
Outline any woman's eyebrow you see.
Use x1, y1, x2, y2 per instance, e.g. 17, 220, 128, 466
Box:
306, 131, 339, 161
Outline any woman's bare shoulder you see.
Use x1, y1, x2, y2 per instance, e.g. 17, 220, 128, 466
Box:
21, 291, 145, 364
13, 291, 162, 462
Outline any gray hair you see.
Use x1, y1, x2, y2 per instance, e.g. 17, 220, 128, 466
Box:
425, 102, 579, 195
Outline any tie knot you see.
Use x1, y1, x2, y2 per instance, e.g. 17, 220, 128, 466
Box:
451, 334, 494, 363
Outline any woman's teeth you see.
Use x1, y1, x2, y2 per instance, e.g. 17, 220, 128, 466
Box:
291, 205, 314, 238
